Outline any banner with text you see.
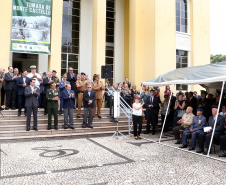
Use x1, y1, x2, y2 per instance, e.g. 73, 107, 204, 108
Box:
11, 0, 52, 54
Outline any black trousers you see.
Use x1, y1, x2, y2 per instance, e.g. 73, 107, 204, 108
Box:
26, 105, 38, 130
220, 135, 226, 151
132, 115, 142, 136
18, 95, 26, 114
1, 86, 5, 105
6, 90, 16, 108
161, 114, 170, 132
198, 132, 222, 150
146, 109, 158, 134
43, 94, 47, 114
172, 125, 184, 140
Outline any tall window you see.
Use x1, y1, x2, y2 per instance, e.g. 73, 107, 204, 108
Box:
176, 0, 187, 33
105, 0, 115, 85
61, 0, 80, 75
176, 50, 188, 90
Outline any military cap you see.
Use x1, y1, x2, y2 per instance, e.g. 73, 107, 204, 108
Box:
30, 65, 36, 69
197, 108, 204, 112
62, 73, 67, 77
211, 106, 218, 109
51, 83, 56, 86
52, 70, 57, 73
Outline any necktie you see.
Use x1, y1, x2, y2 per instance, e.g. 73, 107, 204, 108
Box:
23, 77, 25, 83
49, 78, 51, 82
68, 90, 70, 95
11, 73, 13, 78
150, 97, 153, 104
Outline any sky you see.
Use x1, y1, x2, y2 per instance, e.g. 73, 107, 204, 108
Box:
210, 0, 226, 55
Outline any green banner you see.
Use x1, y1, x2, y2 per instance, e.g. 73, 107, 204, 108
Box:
11, 0, 52, 54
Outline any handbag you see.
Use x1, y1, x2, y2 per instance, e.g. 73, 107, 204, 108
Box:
177, 110, 186, 117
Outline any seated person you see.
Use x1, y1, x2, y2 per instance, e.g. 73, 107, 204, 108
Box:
179, 108, 207, 150
196, 106, 225, 154
173, 106, 195, 144
218, 135, 226, 157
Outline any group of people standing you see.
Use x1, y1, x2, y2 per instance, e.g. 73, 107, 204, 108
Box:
0, 65, 105, 131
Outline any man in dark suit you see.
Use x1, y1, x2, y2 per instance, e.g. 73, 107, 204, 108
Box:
144, 89, 161, 135
196, 106, 225, 154
25, 79, 40, 131
67, 67, 77, 99
179, 108, 207, 150
16, 70, 30, 116
187, 91, 197, 115
62, 84, 75, 129
4, 66, 18, 110
82, 84, 96, 128
43, 71, 54, 115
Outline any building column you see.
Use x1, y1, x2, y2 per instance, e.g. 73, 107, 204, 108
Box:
80, 0, 93, 77
92, 0, 106, 78
38, 54, 48, 73
48, 0, 63, 76
114, 0, 124, 83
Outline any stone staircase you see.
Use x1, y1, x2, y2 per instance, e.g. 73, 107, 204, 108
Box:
0, 108, 130, 141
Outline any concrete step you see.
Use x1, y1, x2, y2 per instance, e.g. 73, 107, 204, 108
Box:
0, 130, 129, 142
0, 108, 111, 115
0, 121, 129, 131
0, 125, 129, 137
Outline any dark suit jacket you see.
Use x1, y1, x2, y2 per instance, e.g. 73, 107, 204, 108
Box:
207, 115, 225, 133
187, 96, 197, 114
4, 72, 17, 91
144, 96, 160, 113
24, 86, 40, 107
62, 90, 75, 109
83, 90, 96, 108
43, 77, 53, 94
17, 77, 30, 95
67, 73, 77, 91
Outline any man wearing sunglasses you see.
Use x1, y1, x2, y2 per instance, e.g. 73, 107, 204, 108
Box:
82, 84, 96, 128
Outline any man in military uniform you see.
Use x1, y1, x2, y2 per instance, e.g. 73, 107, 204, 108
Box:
46, 83, 60, 130
92, 74, 103, 118
76, 72, 88, 118
52, 70, 60, 86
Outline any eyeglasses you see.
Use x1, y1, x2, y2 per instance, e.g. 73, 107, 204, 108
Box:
87, 87, 91, 88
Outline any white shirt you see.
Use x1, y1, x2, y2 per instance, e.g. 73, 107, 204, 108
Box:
27, 73, 41, 87
88, 91, 91, 96
132, 103, 142, 116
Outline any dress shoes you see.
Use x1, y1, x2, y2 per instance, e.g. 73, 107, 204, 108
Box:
26, 128, 30, 131
203, 150, 212, 155
218, 153, 226, 157
88, 125, 93, 128
144, 131, 150, 134
98, 116, 102, 119
152, 132, 155, 135
18, 113, 21, 116
34, 128, 38, 131
188, 147, 195, 151
175, 140, 181, 144
5, 107, 9, 110
179, 144, 187, 148
82, 125, 86, 128
64, 127, 68, 129
76, 116, 80, 118
69, 126, 74, 129
12, 107, 16, 110
196, 149, 204, 153
54, 127, 58, 130
47, 127, 51, 130
24, 112, 27, 116
44, 112, 47, 115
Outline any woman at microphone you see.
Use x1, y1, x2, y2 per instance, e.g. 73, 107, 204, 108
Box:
132, 95, 145, 140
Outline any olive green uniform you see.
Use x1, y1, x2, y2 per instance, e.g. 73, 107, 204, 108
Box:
46, 88, 60, 129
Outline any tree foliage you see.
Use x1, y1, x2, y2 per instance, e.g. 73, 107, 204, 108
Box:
210, 54, 226, 64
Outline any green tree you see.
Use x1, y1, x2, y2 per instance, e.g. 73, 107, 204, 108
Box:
210, 54, 226, 64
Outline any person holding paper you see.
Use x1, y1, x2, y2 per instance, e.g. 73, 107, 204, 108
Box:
179, 108, 206, 150
196, 106, 225, 154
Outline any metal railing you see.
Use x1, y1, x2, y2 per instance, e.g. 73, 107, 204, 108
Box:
105, 87, 133, 134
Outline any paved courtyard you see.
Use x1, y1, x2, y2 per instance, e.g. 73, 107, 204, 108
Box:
0, 133, 225, 185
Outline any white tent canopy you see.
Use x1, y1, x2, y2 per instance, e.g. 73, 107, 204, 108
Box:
142, 62, 226, 88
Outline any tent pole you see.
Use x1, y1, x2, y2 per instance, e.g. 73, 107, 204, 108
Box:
207, 81, 225, 156
159, 84, 175, 143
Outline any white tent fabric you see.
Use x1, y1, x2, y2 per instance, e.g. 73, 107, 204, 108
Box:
142, 62, 226, 88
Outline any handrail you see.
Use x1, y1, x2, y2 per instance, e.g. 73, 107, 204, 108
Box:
105, 87, 133, 134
